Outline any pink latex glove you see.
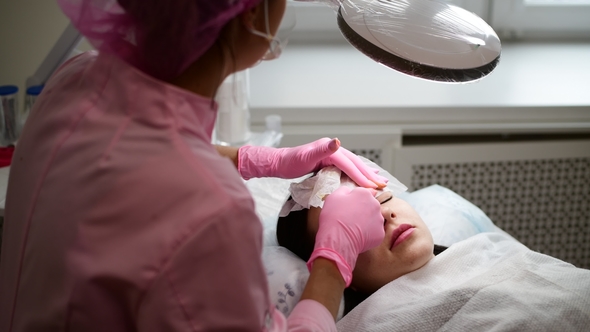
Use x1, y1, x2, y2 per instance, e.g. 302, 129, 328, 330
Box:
307, 186, 385, 287
238, 137, 388, 188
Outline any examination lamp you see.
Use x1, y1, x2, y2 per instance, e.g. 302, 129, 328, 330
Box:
298, 0, 502, 83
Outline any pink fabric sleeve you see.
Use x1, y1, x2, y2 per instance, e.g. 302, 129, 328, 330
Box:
287, 300, 337, 332
269, 300, 337, 332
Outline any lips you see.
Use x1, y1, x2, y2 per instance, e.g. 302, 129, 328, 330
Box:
390, 224, 415, 249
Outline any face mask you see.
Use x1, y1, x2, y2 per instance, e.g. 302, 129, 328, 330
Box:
248, 0, 291, 61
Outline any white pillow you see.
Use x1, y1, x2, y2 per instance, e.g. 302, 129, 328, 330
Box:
262, 246, 345, 319
262, 246, 309, 316
399, 184, 516, 247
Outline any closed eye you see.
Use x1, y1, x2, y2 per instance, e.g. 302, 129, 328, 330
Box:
377, 192, 393, 205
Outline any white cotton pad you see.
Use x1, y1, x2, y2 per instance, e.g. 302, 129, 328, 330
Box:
289, 166, 348, 211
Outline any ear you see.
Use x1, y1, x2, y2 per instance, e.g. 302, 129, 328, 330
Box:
238, 4, 262, 30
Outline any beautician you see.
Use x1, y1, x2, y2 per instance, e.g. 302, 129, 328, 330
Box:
0, 0, 389, 331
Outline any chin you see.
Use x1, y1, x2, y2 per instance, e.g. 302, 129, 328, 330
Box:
353, 247, 434, 293
391, 237, 435, 279
408, 240, 435, 271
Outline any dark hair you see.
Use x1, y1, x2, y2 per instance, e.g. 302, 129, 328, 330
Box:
276, 207, 315, 261
276, 200, 449, 316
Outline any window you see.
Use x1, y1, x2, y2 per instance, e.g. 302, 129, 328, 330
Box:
285, 0, 590, 42
491, 0, 590, 39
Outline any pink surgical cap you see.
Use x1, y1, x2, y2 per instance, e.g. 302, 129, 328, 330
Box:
57, 0, 263, 80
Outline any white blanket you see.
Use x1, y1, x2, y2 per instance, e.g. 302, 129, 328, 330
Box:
337, 232, 590, 332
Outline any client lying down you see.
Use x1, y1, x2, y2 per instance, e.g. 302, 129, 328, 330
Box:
276, 166, 446, 314
272, 166, 590, 331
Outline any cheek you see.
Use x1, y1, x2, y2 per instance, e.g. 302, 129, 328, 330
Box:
351, 248, 395, 293
269, 0, 287, 35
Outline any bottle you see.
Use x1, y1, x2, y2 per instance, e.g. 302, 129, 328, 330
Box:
247, 114, 284, 148
262, 114, 284, 147
214, 70, 251, 146
0, 85, 19, 146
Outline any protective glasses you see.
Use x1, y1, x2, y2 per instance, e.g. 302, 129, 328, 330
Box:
248, 0, 296, 61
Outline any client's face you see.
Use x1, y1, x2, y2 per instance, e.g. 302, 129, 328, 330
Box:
308, 192, 435, 293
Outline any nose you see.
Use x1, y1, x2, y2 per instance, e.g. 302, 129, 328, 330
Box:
381, 206, 396, 223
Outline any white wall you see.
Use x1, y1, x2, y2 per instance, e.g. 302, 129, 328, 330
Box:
0, 1, 70, 97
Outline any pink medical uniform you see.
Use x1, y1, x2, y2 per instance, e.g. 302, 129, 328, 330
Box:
0, 51, 335, 332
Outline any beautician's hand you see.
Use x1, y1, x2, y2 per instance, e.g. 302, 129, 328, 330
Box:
238, 137, 388, 188
307, 186, 384, 286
